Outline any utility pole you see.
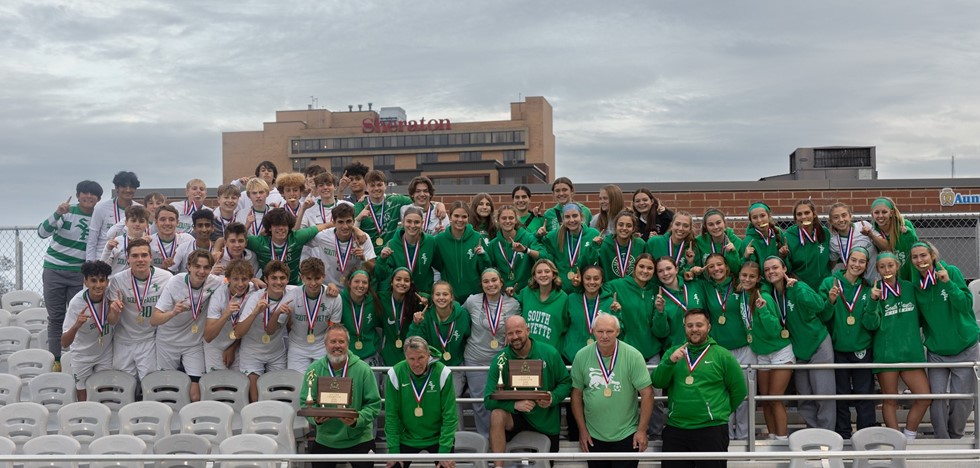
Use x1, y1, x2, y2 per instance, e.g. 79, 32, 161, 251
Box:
951, 153, 955, 178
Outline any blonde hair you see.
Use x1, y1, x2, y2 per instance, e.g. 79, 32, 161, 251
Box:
245, 177, 269, 194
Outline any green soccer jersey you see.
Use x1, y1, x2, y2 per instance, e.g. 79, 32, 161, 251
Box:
384, 361, 458, 453
484, 340, 572, 436
571, 340, 652, 442
247, 226, 320, 284
355, 193, 413, 246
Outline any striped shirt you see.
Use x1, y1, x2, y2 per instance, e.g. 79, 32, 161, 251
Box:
38, 205, 93, 271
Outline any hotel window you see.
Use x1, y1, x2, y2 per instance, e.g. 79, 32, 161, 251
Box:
331, 156, 352, 173
503, 150, 526, 165
432, 175, 489, 185
292, 158, 312, 172
460, 152, 482, 162
416, 153, 438, 165
374, 155, 395, 173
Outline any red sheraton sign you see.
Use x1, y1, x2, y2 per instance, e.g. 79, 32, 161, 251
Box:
362, 118, 452, 133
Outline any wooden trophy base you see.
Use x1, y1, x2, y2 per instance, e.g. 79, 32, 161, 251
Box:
490, 389, 551, 401
298, 407, 359, 418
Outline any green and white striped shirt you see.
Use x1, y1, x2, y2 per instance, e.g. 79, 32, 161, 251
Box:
38, 206, 93, 271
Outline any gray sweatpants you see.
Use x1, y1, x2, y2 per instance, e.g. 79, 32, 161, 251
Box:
729, 345, 757, 440
42, 268, 83, 359
465, 368, 491, 437
647, 354, 665, 438
795, 335, 836, 430
927, 342, 979, 439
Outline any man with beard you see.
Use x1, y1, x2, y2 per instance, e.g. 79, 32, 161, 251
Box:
652, 309, 747, 468
300, 324, 381, 468
484, 316, 571, 467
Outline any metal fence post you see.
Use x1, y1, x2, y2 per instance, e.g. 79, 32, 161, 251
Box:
974, 364, 980, 450
14, 228, 23, 291
747, 367, 757, 452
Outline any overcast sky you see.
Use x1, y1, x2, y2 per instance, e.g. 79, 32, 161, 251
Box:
4, 1, 980, 225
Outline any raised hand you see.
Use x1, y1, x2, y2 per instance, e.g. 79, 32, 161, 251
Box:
669, 342, 688, 363
610, 292, 621, 312
655, 293, 665, 312
56, 196, 72, 215
870, 281, 881, 300
828, 285, 840, 304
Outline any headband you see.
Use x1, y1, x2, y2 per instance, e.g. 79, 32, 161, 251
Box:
562, 203, 583, 214
748, 202, 770, 216
871, 198, 895, 210
849, 246, 870, 259
911, 241, 931, 250
876, 252, 898, 262
703, 208, 724, 219
481, 267, 502, 278
764, 255, 786, 267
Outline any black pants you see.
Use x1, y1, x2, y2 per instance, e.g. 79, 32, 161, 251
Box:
397, 443, 454, 468
834, 349, 877, 438
661, 424, 729, 468
310, 439, 376, 468
587, 433, 639, 468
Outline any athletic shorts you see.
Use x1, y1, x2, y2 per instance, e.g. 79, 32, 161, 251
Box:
758, 344, 795, 365
72, 352, 114, 390
113, 339, 157, 380
157, 343, 206, 377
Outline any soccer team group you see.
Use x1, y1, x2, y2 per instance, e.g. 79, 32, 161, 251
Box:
37, 160, 976, 468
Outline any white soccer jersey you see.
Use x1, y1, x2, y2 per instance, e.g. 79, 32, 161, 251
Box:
149, 232, 195, 270
300, 198, 354, 228
237, 286, 295, 355
205, 283, 254, 364
170, 240, 218, 274
154, 273, 224, 349
100, 234, 146, 276
235, 186, 284, 215
235, 207, 268, 236
86, 199, 141, 261
284, 285, 342, 351
303, 228, 377, 288
170, 201, 212, 235
63, 289, 114, 358
400, 203, 449, 236
217, 248, 261, 278
108, 267, 173, 343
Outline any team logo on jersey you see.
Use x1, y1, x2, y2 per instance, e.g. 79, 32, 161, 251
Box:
818, 245, 826, 254
78, 218, 90, 240
467, 249, 474, 259
787, 301, 795, 312
941, 289, 949, 301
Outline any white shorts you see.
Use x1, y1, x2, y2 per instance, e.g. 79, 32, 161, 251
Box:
113, 340, 157, 380
72, 353, 114, 390
758, 344, 796, 365
239, 345, 287, 375
203, 341, 240, 373
157, 343, 206, 378
287, 345, 327, 372
730, 345, 758, 366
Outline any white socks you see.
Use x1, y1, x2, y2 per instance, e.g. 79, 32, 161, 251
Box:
903, 428, 917, 440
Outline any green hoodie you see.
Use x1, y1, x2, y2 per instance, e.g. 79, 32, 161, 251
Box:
693, 228, 742, 273
764, 281, 831, 361
486, 228, 541, 295
605, 276, 664, 360
818, 271, 873, 353
563, 292, 614, 363
597, 234, 646, 281
300, 351, 381, 448
520, 212, 545, 236
246, 226, 320, 285
698, 277, 748, 350
432, 225, 490, 302
538, 226, 601, 294
355, 193, 413, 246
647, 235, 696, 273
652, 280, 706, 350
384, 359, 458, 453
542, 203, 593, 233
784, 224, 832, 291
376, 228, 438, 295
339, 289, 382, 361
911, 262, 978, 356
739, 290, 789, 355
407, 302, 471, 366
862, 279, 925, 371
739, 226, 785, 268
378, 292, 426, 366
483, 339, 572, 435
517, 287, 570, 351
872, 219, 919, 280
652, 337, 747, 430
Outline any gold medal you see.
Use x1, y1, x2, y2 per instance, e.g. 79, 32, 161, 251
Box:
490, 339, 499, 349
603, 387, 612, 397
307, 333, 315, 344
781, 329, 790, 339
685, 375, 694, 385
414, 407, 423, 417
137, 316, 144, 324
508, 271, 515, 281
262, 334, 271, 344
747, 334, 753, 344
717, 315, 727, 325
98, 336, 103, 346
847, 316, 856, 325
229, 331, 237, 340
567, 271, 575, 280
443, 352, 451, 360
355, 340, 363, 350
375, 237, 384, 246
191, 324, 199, 334
395, 339, 403, 348
587, 338, 595, 345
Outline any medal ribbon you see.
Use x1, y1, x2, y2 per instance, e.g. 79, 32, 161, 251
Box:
229, 290, 248, 325
715, 282, 732, 314
667, 239, 686, 265
319, 199, 334, 224
837, 227, 854, 263
498, 242, 518, 273
390, 297, 404, 338
185, 276, 205, 322
660, 284, 689, 312
755, 227, 773, 247
350, 298, 365, 340
566, 229, 584, 267
335, 236, 353, 273
157, 237, 176, 259
919, 269, 936, 290
262, 292, 281, 330
130, 269, 154, 311
615, 239, 632, 278
583, 294, 600, 336
409, 369, 433, 408
773, 289, 788, 327
250, 208, 263, 235
836, 279, 863, 313
422, 204, 434, 232
403, 238, 421, 273
284, 202, 299, 217
433, 320, 455, 352
367, 196, 386, 236
113, 198, 123, 224
686, 344, 712, 375
85, 290, 108, 335
184, 201, 198, 216
269, 238, 288, 262
484, 295, 504, 339
594, 340, 619, 386
326, 358, 349, 378
740, 292, 753, 330
882, 280, 901, 300
799, 226, 817, 245
305, 286, 324, 333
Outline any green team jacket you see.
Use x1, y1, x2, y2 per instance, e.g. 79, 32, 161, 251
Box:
739, 226, 785, 268
563, 292, 614, 363
872, 219, 919, 280
376, 228, 438, 295
542, 203, 593, 233
407, 303, 471, 366
520, 212, 545, 236
646, 235, 696, 273
862, 279, 925, 371
339, 289, 382, 361
653, 280, 706, 350
740, 290, 789, 355
784, 224, 832, 291
246, 226, 319, 285
486, 228, 541, 295
517, 287, 569, 351
819, 271, 873, 353
605, 277, 664, 360
698, 277, 749, 350
301, 351, 381, 449
911, 262, 978, 356
693, 229, 742, 273
597, 235, 646, 281
763, 281, 831, 361
384, 360, 458, 453
538, 226, 601, 294
355, 193, 413, 246
378, 292, 430, 366
483, 339, 572, 436
432, 225, 490, 303
652, 337, 748, 430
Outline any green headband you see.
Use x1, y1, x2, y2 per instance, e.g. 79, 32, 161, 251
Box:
911, 241, 931, 250
748, 202, 770, 216
350, 270, 370, 280
871, 198, 895, 210
850, 246, 870, 259
877, 252, 898, 262
481, 267, 502, 278
392, 267, 412, 276
764, 255, 786, 267
703, 208, 724, 219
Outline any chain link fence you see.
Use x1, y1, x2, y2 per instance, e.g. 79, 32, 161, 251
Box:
0, 212, 977, 296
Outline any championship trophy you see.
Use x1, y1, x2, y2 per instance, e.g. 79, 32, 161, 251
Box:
489, 355, 550, 400
297, 370, 359, 418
